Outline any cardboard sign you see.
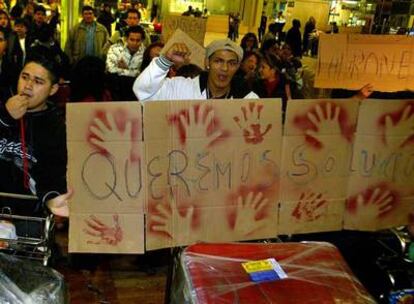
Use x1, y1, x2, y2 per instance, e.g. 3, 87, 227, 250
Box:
67, 102, 145, 253
344, 100, 414, 230
315, 34, 414, 92
162, 15, 207, 46
279, 99, 359, 234
66, 99, 414, 253
144, 99, 282, 250
162, 29, 206, 69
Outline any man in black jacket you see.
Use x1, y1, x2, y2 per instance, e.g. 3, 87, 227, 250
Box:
0, 47, 71, 222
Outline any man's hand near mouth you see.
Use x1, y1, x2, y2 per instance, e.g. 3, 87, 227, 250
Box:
20, 91, 32, 98
5, 94, 30, 119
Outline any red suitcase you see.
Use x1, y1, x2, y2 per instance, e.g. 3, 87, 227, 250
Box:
177, 242, 376, 304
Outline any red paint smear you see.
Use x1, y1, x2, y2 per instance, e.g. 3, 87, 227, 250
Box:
225, 182, 278, 230
234, 102, 272, 145
167, 104, 230, 147
293, 101, 354, 150
346, 182, 400, 219
377, 102, 414, 147
147, 198, 173, 239
147, 194, 201, 239
87, 110, 108, 156
169, 186, 202, 231
256, 104, 264, 119
243, 123, 272, 144
86, 108, 141, 160
291, 205, 301, 220
291, 193, 327, 221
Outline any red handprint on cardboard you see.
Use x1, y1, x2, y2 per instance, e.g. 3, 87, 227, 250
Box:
168, 103, 229, 149
148, 187, 199, 245
291, 191, 328, 222
233, 102, 272, 144
293, 102, 354, 149
88, 109, 140, 161
226, 184, 276, 238
379, 103, 414, 149
232, 191, 269, 237
84, 214, 123, 246
347, 184, 398, 220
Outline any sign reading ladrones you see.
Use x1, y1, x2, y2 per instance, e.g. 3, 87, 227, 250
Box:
315, 34, 414, 92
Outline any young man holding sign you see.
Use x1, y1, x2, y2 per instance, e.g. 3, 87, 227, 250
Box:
133, 38, 258, 101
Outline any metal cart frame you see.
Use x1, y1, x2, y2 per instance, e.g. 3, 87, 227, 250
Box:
0, 192, 55, 266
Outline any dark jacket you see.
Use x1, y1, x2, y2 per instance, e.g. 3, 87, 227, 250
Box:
7, 33, 30, 90
7, 33, 29, 69
27, 22, 53, 47
252, 75, 289, 115
303, 20, 315, 51
0, 102, 67, 216
97, 10, 115, 36
286, 27, 302, 58
0, 56, 16, 94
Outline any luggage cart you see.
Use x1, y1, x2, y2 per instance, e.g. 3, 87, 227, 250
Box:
0, 192, 55, 266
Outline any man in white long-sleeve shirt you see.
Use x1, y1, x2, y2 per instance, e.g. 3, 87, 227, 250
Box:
133, 38, 258, 101
106, 26, 145, 100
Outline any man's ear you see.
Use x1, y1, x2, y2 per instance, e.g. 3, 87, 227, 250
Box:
49, 83, 59, 96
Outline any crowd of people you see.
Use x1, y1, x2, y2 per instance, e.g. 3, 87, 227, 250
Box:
0, 1, 412, 235
0, 5, 412, 302
0, 2, 158, 226
181, 5, 209, 18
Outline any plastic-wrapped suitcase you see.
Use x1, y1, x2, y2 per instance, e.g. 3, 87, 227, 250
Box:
172, 242, 377, 304
0, 253, 65, 304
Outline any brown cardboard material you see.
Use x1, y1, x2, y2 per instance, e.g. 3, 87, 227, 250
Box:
69, 213, 144, 253
162, 15, 207, 46
344, 100, 414, 230
315, 34, 414, 92
144, 99, 282, 250
345, 197, 414, 231
278, 198, 345, 235
161, 29, 206, 69
279, 99, 359, 233
65, 99, 414, 253
67, 102, 145, 253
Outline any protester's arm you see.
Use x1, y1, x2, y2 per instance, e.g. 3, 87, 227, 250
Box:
132, 55, 172, 100
133, 43, 191, 101
0, 94, 29, 127
46, 189, 72, 217
352, 83, 374, 100
0, 102, 15, 127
